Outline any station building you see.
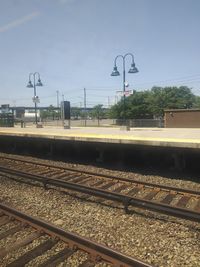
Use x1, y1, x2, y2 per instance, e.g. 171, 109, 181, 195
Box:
164, 109, 200, 128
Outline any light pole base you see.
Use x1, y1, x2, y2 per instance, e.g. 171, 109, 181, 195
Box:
120, 125, 130, 131
64, 125, 70, 129
64, 120, 71, 129
36, 123, 43, 128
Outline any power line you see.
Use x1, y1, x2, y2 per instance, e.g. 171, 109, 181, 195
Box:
131, 75, 200, 87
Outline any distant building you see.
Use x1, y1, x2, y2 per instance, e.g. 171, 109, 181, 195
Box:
164, 109, 200, 128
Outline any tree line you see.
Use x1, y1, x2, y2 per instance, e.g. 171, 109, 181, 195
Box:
40, 86, 200, 120
109, 86, 200, 119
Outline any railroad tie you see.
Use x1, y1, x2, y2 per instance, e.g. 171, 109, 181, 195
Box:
61, 173, 83, 181
176, 195, 191, 208
25, 166, 40, 172
98, 181, 116, 190
144, 189, 159, 200
47, 170, 66, 177
37, 247, 75, 267
0, 216, 10, 227
0, 231, 41, 259
112, 184, 128, 193
72, 176, 91, 184
53, 172, 69, 179
161, 193, 176, 204
6, 239, 58, 267
89, 180, 105, 187
37, 170, 53, 176
78, 259, 96, 267
127, 187, 141, 196
0, 225, 22, 240
194, 199, 200, 212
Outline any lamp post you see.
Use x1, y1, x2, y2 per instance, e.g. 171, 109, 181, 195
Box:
26, 72, 43, 126
111, 53, 138, 127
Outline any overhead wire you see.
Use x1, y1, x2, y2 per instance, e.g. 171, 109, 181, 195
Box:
2, 73, 200, 106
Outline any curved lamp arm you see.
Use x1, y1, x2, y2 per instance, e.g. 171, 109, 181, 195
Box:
124, 53, 135, 64
114, 55, 124, 67
28, 73, 34, 81
34, 72, 41, 80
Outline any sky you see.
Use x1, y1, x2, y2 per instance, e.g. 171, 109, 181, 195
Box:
0, 0, 200, 107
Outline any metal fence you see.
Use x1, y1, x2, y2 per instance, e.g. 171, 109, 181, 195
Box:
34, 118, 164, 128
116, 119, 164, 128
0, 113, 14, 127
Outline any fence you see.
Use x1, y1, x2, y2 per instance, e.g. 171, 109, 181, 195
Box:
0, 113, 14, 127
116, 119, 164, 127
38, 118, 164, 128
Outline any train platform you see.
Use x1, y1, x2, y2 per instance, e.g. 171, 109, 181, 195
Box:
0, 126, 200, 149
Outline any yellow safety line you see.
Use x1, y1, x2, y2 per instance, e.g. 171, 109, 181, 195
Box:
0, 130, 200, 144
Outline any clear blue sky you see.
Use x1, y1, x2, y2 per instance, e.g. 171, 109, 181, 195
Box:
0, 0, 200, 107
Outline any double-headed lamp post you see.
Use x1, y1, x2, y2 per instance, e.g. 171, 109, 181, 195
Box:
111, 53, 139, 126
26, 72, 43, 126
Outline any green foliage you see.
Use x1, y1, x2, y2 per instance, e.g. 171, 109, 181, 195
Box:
90, 105, 105, 120
109, 90, 153, 119
109, 86, 198, 119
193, 95, 200, 108
71, 107, 81, 119
126, 90, 153, 119
40, 105, 60, 120
149, 86, 195, 116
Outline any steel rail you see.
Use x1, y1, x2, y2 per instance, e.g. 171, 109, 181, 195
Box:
0, 155, 199, 196
0, 203, 153, 267
0, 166, 200, 222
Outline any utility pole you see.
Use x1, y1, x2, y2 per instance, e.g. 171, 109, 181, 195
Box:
84, 88, 86, 127
56, 90, 59, 108
61, 94, 65, 126
107, 96, 110, 108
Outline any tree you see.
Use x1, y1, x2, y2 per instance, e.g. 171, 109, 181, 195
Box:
71, 107, 81, 119
109, 90, 153, 119
40, 105, 60, 120
90, 105, 105, 119
90, 105, 105, 126
193, 95, 200, 108
109, 86, 197, 119
149, 86, 195, 116
125, 90, 153, 119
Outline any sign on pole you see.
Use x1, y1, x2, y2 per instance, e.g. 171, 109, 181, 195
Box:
32, 96, 40, 103
116, 90, 133, 97
1, 104, 10, 113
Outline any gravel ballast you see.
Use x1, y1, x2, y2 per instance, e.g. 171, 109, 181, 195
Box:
0, 154, 200, 267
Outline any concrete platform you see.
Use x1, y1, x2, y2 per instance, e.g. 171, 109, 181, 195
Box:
0, 126, 200, 149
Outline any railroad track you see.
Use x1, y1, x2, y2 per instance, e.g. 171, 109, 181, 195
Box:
0, 203, 152, 267
0, 155, 200, 222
